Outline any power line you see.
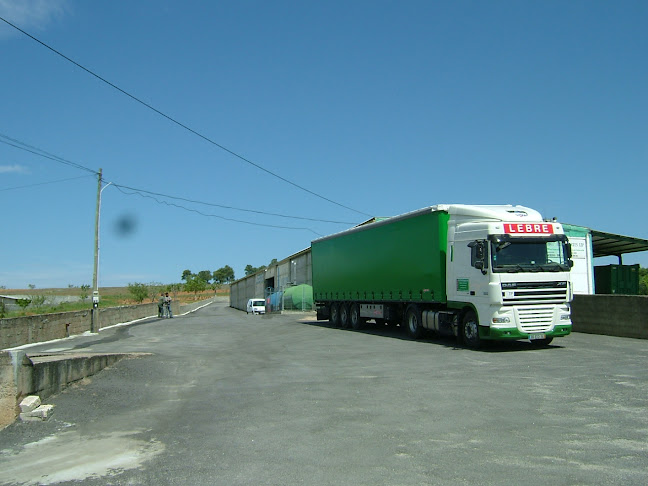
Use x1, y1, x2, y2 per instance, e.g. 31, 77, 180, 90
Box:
0, 132, 98, 174
111, 183, 356, 225
0, 15, 372, 218
0, 130, 356, 225
0, 174, 94, 192
112, 184, 326, 236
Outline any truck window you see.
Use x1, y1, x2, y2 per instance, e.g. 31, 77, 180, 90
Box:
491, 238, 571, 272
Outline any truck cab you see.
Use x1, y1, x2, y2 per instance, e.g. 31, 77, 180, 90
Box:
444, 205, 573, 347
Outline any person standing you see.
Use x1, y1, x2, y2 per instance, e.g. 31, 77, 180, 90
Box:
164, 292, 173, 318
158, 292, 165, 318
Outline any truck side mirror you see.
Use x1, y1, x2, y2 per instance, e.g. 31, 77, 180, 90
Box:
565, 242, 573, 259
468, 241, 488, 274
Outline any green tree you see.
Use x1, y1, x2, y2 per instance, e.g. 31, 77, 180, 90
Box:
181, 269, 193, 281
16, 298, 31, 311
147, 282, 164, 302
79, 284, 91, 301
127, 282, 149, 303
639, 267, 648, 295
197, 270, 213, 283
166, 283, 182, 294
213, 265, 235, 284
31, 295, 46, 308
184, 275, 207, 298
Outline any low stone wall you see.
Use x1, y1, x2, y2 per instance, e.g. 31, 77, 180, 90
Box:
1, 309, 90, 350
0, 299, 203, 350
571, 294, 648, 339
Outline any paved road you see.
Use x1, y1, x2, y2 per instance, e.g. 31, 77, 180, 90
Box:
1, 300, 647, 485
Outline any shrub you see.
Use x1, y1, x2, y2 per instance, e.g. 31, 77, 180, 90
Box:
127, 282, 149, 303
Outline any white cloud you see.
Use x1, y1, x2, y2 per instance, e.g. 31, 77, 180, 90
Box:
0, 0, 69, 34
0, 164, 30, 174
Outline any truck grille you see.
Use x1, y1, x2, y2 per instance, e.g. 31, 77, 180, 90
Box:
502, 281, 568, 306
501, 282, 568, 333
516, 306, 555, 332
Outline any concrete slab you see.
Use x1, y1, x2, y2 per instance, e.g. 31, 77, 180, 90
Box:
19, 395, 40, 413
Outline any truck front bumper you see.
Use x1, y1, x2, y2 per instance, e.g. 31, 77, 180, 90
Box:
480, 324, 572, 341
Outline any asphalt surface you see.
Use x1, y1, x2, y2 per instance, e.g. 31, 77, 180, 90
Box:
1, 300, 647, 485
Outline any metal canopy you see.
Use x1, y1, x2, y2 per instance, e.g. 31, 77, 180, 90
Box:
590, 230, 648, 258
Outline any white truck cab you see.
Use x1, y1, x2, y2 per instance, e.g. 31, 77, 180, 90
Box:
442, 205, 573, 347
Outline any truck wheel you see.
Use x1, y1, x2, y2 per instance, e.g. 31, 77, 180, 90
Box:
405, 305, 423, 339
330, 303, 340, 327
339, 303, 350, 329
350, 303, 363, 330
461, 311, 481, 349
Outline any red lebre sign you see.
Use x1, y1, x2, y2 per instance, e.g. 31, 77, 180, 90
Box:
503, 223, 554, 235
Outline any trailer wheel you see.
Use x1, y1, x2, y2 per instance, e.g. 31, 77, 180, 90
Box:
405, 305, 423, 339
339, 303, 350, 329
330, 303, 340, 327
350, 303, 363, 330
461, 311, 481, 349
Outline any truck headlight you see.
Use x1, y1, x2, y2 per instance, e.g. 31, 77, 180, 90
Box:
492, 317, 510, 324
560, 314, 571, 321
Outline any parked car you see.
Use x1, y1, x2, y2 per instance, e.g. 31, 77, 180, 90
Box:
246, 298, 266, 315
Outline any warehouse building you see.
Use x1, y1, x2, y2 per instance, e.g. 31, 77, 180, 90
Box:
230, 248, 312, 313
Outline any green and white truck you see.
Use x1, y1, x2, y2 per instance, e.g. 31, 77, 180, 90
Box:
311, 204, 573, 348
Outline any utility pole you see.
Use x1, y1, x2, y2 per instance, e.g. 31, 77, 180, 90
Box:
91, 168, 102, 333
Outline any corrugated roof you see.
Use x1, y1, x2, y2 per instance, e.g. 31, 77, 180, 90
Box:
590, 230, 648, 258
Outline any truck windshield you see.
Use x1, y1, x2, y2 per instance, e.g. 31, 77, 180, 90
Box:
490, 237, 571, 273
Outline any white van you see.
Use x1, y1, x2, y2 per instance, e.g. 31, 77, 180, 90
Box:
246, 298, 266, 315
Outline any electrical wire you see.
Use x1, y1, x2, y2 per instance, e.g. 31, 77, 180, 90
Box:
111, 183, 356, 225
0, 133, 98, 174
112, 184, 325, 236
0, 174, 94, 192
0, 15, 372, 218
0, 130, 357, 225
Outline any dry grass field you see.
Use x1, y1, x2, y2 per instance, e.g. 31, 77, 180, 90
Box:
0, 286, 228, 318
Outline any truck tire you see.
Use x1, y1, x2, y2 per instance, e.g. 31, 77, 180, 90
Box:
461, 310, 481, 349
330, 303, 340, 327
350, 303, 363, 330
339, 303, 350, 329
405, 305, 423, 339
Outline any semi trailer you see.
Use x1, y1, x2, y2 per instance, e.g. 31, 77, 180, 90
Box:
311, 204, 573, 348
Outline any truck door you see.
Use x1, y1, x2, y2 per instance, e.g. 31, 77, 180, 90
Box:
448, 239, 491, 312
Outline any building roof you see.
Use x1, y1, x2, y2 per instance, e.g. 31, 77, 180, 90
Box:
590, 230, 648, 258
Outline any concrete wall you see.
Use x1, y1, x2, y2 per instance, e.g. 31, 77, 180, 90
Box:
571, 294, 648, 339
0, 301, 189, 350
0, 352, 17, 429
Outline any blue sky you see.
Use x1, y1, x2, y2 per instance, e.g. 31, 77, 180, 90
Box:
1, 0, 646, 289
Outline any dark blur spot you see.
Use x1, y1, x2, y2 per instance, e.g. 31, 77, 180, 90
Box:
114, 214, 137, 237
